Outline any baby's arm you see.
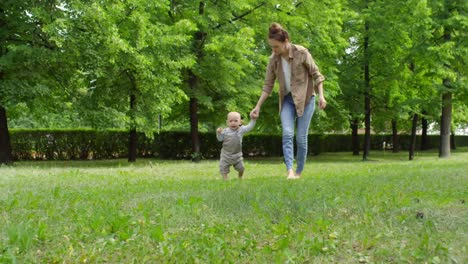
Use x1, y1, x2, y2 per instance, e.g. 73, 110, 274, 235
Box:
240, 119, 256, 134
216, 127, 224, 141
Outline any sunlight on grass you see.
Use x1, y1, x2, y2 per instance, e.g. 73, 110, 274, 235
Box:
1, 151, 467, 263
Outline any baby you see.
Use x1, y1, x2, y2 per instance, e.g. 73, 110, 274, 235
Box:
216, 112, 256, 180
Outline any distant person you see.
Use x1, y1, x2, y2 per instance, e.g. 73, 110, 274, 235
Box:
216, 112, 256, 180
250, 22, 326, 180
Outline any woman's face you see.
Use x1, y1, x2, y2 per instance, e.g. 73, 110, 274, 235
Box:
268, 38, 288, 56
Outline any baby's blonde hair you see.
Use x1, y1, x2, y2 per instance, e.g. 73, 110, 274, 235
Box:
227, 111, 241, 120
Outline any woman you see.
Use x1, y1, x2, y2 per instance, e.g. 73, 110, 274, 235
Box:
250, 23, 326, 179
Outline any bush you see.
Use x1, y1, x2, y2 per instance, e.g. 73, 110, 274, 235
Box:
9, 129, 468, 161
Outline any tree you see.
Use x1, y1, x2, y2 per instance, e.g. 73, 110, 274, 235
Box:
338, 9, 364, 155
166, 1, 271, 161
51, 0, 196, 162
0, 0, 69, 164
368, 0, 436, 159
427, 0, 467, 158
340, 0, 373, 160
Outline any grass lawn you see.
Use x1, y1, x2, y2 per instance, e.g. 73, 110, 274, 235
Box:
1, 149, 467, 263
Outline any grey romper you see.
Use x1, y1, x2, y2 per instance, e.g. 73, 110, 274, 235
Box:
217, 120, 256, 174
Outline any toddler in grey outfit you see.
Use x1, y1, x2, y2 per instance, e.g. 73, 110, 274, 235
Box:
216, 112, 256, 180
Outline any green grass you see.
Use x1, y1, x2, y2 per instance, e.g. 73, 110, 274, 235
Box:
1, 150, 467, 263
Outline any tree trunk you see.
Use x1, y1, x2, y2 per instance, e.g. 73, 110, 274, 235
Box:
439, 89, 452, 158
128, 92, 137, 162
391, 119, 399, 153
450, 128, 456, 150
0, 38, 12, 164
188, 69, 201, 162
128, 128, 137, 162
409, 113, 418, 160
362, 19, 371, 161
351, 118, 359, 155
188, 1, 205, 163
189, 95, 200, 162
420, 112, 428, 151
439, 27, 452, 158
0, 105, 12, 165
127, 70, 138, 162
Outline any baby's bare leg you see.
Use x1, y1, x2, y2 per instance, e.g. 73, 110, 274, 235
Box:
234, 161, 245, 179
219, 159, 230, 180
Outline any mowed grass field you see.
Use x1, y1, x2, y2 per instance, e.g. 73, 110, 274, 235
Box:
1, 149, 467, 263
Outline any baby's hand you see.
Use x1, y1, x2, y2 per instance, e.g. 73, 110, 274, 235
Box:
250, 112, 258, 120
216, 127, 223, 133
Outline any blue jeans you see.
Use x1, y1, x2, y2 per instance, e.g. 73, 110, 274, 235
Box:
280, 93, 315, 174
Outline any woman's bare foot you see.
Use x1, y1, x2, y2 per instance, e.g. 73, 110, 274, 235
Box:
287, 169, 296, 179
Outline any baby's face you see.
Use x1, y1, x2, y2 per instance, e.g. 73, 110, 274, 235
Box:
227, 113, 242, 130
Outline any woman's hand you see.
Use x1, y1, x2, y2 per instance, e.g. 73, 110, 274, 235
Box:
250, 107, 260, 119
318, 96, 327, 110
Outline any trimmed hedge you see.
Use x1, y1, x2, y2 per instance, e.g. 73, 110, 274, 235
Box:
9, 129, 468, 161
11, 129, 129, 160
